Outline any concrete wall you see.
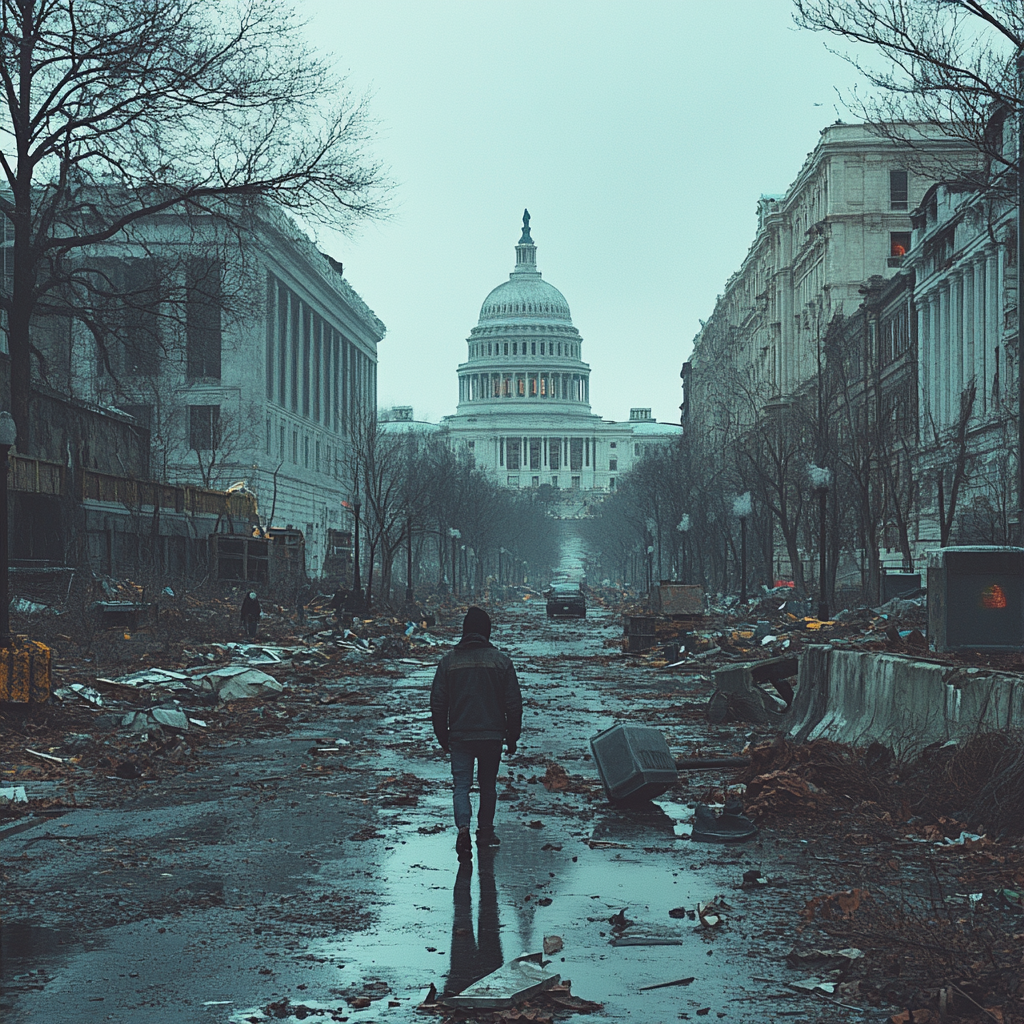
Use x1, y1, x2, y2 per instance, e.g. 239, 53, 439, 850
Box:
787, 645, 1024, 754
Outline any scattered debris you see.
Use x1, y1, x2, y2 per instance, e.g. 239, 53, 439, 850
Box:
639, 976, 695, 992
691, 802, 758, 843
441, 952, 560, 1009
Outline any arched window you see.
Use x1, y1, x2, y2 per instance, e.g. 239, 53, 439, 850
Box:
513, 342, 518, 355
540, 342, 545, 355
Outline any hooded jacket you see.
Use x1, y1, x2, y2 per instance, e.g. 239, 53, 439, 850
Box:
430, 633, 522, 748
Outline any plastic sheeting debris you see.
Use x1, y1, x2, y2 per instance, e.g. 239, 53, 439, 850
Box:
199, 666, 284, 701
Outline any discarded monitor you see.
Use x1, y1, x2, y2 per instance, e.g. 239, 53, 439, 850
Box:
927, 546, 1024, 652
589, 723, 678, 804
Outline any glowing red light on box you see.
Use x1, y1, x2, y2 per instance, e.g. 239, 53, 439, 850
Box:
981, 584, 1008, 610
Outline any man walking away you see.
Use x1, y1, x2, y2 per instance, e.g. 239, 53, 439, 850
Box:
240, 591, 261, 638
431, 606, 522, 863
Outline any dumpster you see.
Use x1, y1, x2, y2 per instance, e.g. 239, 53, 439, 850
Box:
927, 546, 1024, 652
881, 571, 922, 603
651, 583, 705, 617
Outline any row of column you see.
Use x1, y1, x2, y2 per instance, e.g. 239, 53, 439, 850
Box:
918, 246, 1000, 430
498, 435, 593, 472
265, 273, 374, 437
459, 370, 588, 403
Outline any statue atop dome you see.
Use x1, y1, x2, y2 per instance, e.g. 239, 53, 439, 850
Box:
519, 209, 532, 244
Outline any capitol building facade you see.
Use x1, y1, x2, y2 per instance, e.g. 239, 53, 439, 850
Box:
441, 212, 679, 491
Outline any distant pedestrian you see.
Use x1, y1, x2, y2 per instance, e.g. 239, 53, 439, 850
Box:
240, 591, 261, 638
430, 606, 522, 863
295, 580, 312, 626
328, 586, 350, 627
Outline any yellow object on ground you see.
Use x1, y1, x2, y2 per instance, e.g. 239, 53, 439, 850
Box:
0, 636, 52, 702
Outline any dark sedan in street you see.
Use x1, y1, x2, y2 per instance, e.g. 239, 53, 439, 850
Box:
546, 582, 586, 618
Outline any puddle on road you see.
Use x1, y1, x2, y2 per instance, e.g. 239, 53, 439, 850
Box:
0, 922, 81, 969
284, 785, 774, 1022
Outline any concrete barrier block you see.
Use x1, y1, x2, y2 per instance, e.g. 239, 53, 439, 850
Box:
787, 648, 1024, 754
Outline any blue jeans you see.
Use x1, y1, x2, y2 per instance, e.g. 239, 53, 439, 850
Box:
450, 739, 502, 830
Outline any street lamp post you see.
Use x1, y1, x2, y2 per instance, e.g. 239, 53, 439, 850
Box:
498, 547, 506, 591
352, 500, 362, 607
0, 411, 16, 648
676, 514, 691, 584
405, 516, 414, 605
732, 492, 751, 605
809, 465, 831, 621
449, 528, 461, 598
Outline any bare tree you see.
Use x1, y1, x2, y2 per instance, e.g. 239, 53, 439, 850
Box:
0, 0, 388, 451
935, 381, 979, 545
793, 0, 1016, 184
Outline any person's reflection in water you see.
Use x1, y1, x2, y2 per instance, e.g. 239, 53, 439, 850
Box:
443, 846, 503, 998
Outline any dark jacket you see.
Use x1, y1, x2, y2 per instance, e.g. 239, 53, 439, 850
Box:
240, 596, 261, 622
430, 633, 522, 748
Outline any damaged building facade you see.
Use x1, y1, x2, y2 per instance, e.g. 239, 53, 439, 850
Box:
444, 212, 680, 490
7, 200, 384, 584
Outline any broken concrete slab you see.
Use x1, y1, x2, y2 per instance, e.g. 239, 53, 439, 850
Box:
0, 786, 28, 805
707, 659, 792, 725
150, 708, 190, 731
442, 953, 560, 1009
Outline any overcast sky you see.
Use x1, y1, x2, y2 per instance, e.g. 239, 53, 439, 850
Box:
305, 1, 863, 426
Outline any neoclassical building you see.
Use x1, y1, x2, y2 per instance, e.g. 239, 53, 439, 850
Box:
443, 212, 679, 490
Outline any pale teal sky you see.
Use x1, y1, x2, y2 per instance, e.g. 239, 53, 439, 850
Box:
306, 1, 863, 425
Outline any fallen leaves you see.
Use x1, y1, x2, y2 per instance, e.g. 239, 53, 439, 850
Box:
745, 769, 828, 818
800, 888, 871, 922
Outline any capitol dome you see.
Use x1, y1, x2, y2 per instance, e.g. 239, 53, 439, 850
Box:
453, 210, 590, 413
478, 270, 572, 324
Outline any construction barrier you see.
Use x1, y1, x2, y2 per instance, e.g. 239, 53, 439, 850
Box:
0, 636, 52, 703
786, 645, 1024, 755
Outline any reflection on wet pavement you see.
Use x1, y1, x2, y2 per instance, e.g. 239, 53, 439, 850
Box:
445, 848, 502, 998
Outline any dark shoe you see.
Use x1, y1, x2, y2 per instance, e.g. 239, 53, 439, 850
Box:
456, 827, 473, 862
476, 828, 501, 846
691, 802, 758, 843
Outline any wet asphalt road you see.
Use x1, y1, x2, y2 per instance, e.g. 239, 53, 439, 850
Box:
0, 586, 857, 1022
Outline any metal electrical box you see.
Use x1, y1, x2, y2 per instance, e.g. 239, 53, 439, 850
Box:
927, 546, 1024, 652
589, 723, 678, 804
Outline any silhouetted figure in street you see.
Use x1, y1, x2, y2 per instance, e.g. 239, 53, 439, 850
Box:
431, 606, 522, 863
